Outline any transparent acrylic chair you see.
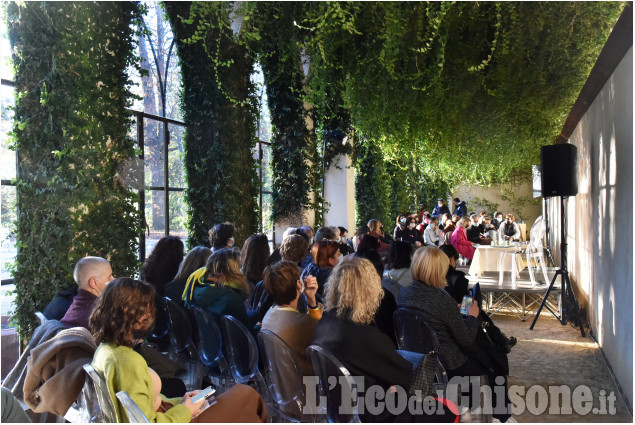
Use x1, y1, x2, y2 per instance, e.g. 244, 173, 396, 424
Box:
393, 307, 449, 394
191, 306, 232, 392
82, 364, 118, 422
220, 315, 267, 399
258, 329, 308, 422
116, 391, 149, 423
163, 297, 202, 390
306, 345, 360, 423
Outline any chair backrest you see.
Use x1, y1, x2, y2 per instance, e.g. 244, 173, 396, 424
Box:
82, 364, 118, 423
116, 391, 150, 423
163, 297, 198, 362
35, 311, 48, 325
258, 329, 305, 420
528, 215, 546, 252
220, 315, 259, 383
146, 293, 170, 349
393, 307, 440, 354
306, 345, 360, 423
191, 306, 229, 374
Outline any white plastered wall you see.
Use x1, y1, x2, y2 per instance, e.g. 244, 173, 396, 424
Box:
546, 48, 632, 406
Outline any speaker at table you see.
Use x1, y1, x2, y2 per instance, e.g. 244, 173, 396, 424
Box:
540, 144, 578, 197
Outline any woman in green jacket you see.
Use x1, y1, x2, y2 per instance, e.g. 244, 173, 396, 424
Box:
89, 278, 267, 423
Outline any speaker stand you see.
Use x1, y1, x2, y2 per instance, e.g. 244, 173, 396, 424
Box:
530, 196, 585, 337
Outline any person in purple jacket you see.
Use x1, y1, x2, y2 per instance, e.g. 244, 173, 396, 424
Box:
60, 256, 114, 330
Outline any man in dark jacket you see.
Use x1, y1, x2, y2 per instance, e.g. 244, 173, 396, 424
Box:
453, 198, 468, 217
431, 199, 451, 218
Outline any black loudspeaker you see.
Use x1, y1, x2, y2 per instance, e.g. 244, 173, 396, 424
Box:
541, 144, 578, 197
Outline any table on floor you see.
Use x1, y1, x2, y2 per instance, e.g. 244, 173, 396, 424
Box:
469, 245, 526, 285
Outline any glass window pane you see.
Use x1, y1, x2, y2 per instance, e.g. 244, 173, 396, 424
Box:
262, 192, 274, 239
145, 188, 166, 236
1, 185, 16, 281
144, 117, 165, 188
169, 190, 188, 237
1, 84, 16, 181
168, 123, 186, 188
262, 144, 272, 192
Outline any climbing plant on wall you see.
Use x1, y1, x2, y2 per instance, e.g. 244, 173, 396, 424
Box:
354, 136, 391, 227
7, 1, 143, 339
165, 1, 259, 247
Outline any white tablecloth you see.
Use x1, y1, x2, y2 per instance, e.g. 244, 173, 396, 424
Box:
469, 245, 525, 277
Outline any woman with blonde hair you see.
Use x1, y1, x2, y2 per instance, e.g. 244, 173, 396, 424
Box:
182, 249, 253, 329
450, 216, 476, 261
398, 246, 511, 422
312, 256, 455, 422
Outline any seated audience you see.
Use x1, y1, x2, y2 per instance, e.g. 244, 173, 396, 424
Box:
499, 214, 521, 242
424, 217, 443, 246
351, 224, 370, 251
396, 216, 423, 247
393, 214, 407, 240
355, 249, 398, 346
297, 225, 314, 243
261, 261, 322, 375
450, 217, 476, 261
61, 256, 113, 330
141, 236, 184, 297
89, 278, 267, 423
164, 247, 212, 304
453, 198, 467, 217
466, 213, 492, 245
438, 245, 470, 304
398, 247, 511, 422
301, 226, 336, 268
42, 286, 77, 321
383, 241, 413, 289
183, 249, 253, 329
432, 198, 451, 218
312, 256, 455, 422
251, 235, 309, 321
337, 226, 355, 255
367, 219, 391, 251
492, 211, 504, 230
300, 239, 341, 299
240, 233, 271, 287
208, 223, 235, 252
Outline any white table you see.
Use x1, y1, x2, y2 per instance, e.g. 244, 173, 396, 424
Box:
469, 245, 526, 285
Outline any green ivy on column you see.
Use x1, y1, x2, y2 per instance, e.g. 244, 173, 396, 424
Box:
165, 2, 259, 247
7, 1, 143, 339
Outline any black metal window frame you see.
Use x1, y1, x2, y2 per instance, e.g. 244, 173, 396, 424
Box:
256, 138, 275, 245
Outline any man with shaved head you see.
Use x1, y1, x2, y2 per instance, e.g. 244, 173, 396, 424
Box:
60, 256, 114, 330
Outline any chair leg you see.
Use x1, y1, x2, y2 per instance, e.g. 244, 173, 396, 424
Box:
539, 254, 549, 284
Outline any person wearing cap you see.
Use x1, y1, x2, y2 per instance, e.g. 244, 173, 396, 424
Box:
431, 199, 450, 218
453, 198, 467, 216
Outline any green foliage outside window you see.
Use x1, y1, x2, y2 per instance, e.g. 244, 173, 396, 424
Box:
6, 2, 143, 339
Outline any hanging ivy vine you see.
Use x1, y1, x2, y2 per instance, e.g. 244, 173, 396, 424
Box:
7, 1, 143, 339
165, 1, 259, 247
250, 2, 315, 226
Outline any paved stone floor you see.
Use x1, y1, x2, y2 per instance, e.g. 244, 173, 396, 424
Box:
494, 313, 632, 422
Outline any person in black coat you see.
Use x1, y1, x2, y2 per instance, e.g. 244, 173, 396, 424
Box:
312, 256, 456, 423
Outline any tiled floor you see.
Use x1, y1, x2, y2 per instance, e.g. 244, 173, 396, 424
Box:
494, 312, 632, 422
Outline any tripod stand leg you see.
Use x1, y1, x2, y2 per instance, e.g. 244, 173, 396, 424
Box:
530, 271, 560, 330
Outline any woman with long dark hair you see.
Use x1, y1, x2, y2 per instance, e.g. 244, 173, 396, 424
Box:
141, 236, 184, 296
240, 233, 271, 285
89, 278, 267, 422
164, 246, 212, 304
